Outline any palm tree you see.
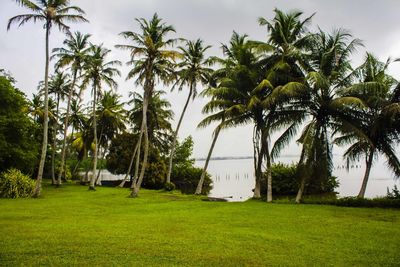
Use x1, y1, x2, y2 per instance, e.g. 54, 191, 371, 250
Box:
95, 91, 127, 183
7, 0, 88, 197
166, 39, 212, 184
119, 90, 174, 188
116, 13, 179, 197
52, 31, 91, 186
81, 44, 121, 190
336, 53, 400, 198
280, 29, 364, 203
46, 71, 70, 184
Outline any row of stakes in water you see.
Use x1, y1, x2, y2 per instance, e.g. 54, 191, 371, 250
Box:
214, 173, 254, 182
213, 164, 364, 182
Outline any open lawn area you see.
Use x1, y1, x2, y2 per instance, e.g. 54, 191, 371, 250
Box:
0, 183, 399, 266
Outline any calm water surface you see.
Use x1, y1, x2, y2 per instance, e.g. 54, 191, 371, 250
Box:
195, 156, 400, 201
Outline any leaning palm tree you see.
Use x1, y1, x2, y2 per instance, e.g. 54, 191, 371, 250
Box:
81, 44, 121, 190
7, 0, 88, 197
52, 31, 91, 186
279, 29, 364, 203
166, 39, 212, 184
116, 13, 179, 197
336, 53, 400, 198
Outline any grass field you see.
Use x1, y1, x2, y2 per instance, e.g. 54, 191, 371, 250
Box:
0, 183, 399, 266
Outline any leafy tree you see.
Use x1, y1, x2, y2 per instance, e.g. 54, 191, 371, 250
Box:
7, 0, 88, 197
0, 76, 39, 174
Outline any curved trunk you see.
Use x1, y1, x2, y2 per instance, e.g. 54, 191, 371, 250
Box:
57, 70, 78, 186
131, 132, 143, 189
33, 26, 50, 198
119, 141, 140, 188
166, 85, 193, 184
89, 83, 98, 190
358, 150, 374, 198
253, 128, 264, 199
131, 88, 150, 197
195, 122, 222, 195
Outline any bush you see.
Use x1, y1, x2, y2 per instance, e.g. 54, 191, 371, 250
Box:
171, 164, 212, 195
164, 182, 175, 191
261, 163, 339, 196
387, 185, 400, 200
0, 169, 34, 198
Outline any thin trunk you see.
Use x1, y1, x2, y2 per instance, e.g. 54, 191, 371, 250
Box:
166, 85, 193, 184
33, 26, 50, 198
52, 95, 60, 186
89, 84, 98, 190
295, 148, 307, 204
95, 130, 104, 185
253, 130, 264, 199
73, 158, 81, 177
195, 122, 222, 195
131, 132, 143, 189
118, 140, 140, 188
57, 70, 78, 186
131, 88, 150, 197
266, 140, 272, 203
132, 123, 149, 197
358, 150, 374, 198
295, 177, 306, 204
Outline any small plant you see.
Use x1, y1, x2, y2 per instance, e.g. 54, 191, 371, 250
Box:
0, 168, 35, 198
387, 185, 400, 200
164, 182, 175, 191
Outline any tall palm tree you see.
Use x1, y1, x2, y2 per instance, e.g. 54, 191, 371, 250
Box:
116, 13, 179, 197
81, 44, 121, 190
52, 31, 91, 186
46, 71, 70, 184
280, 29, 364, 203
166, 39, 212, 184
7, 0, 88, 197
336, 53, 400, 198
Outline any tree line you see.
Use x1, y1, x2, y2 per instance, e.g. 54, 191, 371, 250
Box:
5, 0, 400, 201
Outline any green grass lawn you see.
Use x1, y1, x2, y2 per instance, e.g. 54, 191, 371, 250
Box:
0, 183, 399, 266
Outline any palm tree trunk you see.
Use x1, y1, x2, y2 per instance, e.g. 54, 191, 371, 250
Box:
52, 95, 60, 186
358, 150, 374, 198
57, 70, 78, 186
195, 122, 222, 195
265, 140, 272, 203
119, 140, 140, 188
295, 148, 307, 204
253, 129, 264, 199
131, 132, 143, 189
89, 84, 98, 190
166, 86, 193, 184
33, 25, 50, 198
131, 88, 150, 197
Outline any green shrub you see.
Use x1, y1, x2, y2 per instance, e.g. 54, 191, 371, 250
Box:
387, 185, 400, 200
261, 163, 339, 196
171, 164, 212, 195
164, 182, 175, 191
0, 168, 34, 198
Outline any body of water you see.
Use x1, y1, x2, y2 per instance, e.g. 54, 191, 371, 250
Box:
195, 155, 400, 201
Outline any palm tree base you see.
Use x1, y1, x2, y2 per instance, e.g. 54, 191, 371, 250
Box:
88, 185, 96, 191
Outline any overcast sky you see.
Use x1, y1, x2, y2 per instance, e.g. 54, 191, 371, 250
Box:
1, 0, 400, 158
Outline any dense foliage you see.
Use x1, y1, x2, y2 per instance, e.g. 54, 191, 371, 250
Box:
0, 76, 39, 174
261, 163, 338, 196
0, 168, 35, 198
